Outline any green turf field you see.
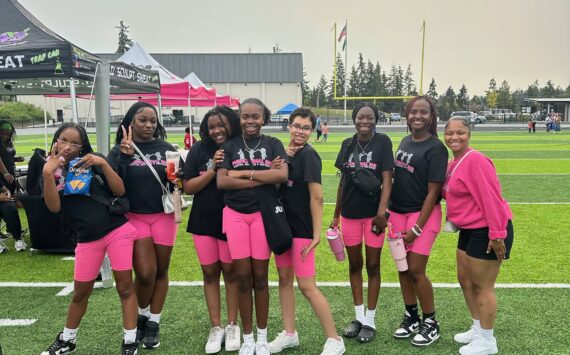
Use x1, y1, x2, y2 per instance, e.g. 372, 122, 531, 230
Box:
1, 130, 569, 354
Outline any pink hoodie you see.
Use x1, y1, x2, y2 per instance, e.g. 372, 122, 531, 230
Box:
442, 149, 512, 240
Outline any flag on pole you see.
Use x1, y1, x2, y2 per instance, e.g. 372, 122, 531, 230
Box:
337, 23, 347, 51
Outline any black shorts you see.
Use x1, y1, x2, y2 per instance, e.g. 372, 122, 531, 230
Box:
457, 220, 514, 260
316, 129, 322, 139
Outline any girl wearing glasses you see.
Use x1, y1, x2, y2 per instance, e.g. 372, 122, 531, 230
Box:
108, 102, 179, 349
216, 98, 288, 355
330, 102, 394, 344
41, 123, 139, 355
268, 108, 345, 355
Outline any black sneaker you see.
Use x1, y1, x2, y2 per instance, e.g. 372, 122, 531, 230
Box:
136, 315, 148, 343
121, 341, 139, 355
41, 332, 76, 354
143, 321, 160, 349
393, 311, 420, 338
411, 317, 440, 346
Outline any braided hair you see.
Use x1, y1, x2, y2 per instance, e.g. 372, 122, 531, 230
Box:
352, 102, 380, 124
239, 98, 271, 125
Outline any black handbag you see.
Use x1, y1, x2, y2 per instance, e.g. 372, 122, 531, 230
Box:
90, 172, 130, 215
350, 136, 382, 197
254, 183, 292, 255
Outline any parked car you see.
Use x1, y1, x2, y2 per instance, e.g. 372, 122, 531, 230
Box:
450, 111, 485, 124
390, 113, 401, 121
162, 114, 186, 125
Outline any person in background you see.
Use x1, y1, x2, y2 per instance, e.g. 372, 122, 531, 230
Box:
443, 117, 514, 355
315, 114, 322, 143
41, 123, 139, 355
184, 126, 197, 150
109, 102, 179, 350
527, 119, 532, 134
183, 106, 242, 354
269, 107, 345, 355
0, 120, 26, 251
390, 96, 448, 347
216, 98, 289, 355
330, 102, 394, 344
321, 121, 330, 143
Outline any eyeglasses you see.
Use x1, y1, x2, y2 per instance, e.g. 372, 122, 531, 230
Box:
57, 138, 82, 151
290, 123, 312, 132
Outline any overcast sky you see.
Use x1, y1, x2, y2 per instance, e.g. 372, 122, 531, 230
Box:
19, 0, 570, 96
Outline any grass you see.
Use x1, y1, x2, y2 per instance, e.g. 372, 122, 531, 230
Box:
1, 129, 569, 354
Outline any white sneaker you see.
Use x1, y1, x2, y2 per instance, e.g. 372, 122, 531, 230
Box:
255, 342, 270, 355
225, 324, 241, 352
205, 326, 225, 354
15, 239, 27, 252
239, 342, 255, 355
459, 335, 498, 355
454, 326, 479, 344
0, 245, 6, 254
320, 337, 346, 355
268, 330, 299, 353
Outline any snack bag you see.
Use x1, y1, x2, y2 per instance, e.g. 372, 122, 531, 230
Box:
63, 157, 92, 196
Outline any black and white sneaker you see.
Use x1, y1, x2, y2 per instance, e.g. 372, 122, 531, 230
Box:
143, 321, 160, 349
121, 341, 139, 355
41, 332, 76, 354
393, 311, 420, 338
136, 315, 148, 343
411, 318, 440, 346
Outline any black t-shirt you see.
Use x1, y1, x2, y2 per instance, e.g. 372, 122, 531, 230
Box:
219, 135, 288, 214
390, 135, 448, 213
281, 144, 321, 239
108, 139, 177, 214
334, 133, 395, 219
183, 141, 226, 240
57, 154, 128, 243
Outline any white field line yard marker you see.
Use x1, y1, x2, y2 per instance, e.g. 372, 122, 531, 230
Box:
0, 319, 37, 326
322, 202, 570, 205
61, 256, 75, 261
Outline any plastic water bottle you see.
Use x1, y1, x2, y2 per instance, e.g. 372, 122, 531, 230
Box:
387, 223, 408, 272
326, 226, 345, 261
173, 187, 182, 224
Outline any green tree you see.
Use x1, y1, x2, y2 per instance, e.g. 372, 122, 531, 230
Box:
115, 20, 134, 54
438, 86, 457, 119
328, 54, 346, 108
403, 65, 416, 95
496, 80, 512, 109
488, 77, 497, 91
315, 75, 328, 108
426, 78, 438, 100
0, 101, 51, 122
457, 84, 468, 110
301, 68, 311, 106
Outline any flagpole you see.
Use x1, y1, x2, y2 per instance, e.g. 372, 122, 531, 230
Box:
420, 20, 426, 95
343, 19, 348, 125
333, 23, 337, 102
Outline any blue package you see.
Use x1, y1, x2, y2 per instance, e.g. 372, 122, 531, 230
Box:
63, 157, 92, 196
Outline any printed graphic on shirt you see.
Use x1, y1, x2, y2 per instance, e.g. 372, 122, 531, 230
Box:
130, 151, 166, 167
395, 149, 415, 173
232, 148, 272, 168
345, 151, 378, 170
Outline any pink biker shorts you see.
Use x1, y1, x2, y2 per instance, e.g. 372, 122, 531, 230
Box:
74, 222, 138, 282
126, 212, 178, 246
340, 216, 385, 248
274, 238, 316, 278
222, 207, 271, 260
193, 234, 232, 265
388, 204, 442, 256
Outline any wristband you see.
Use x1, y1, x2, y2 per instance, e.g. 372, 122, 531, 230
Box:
3, 173, 10, 178
413, 224, 423, 233
411, 225, 422, 237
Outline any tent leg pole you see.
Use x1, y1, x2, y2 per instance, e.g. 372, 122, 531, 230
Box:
43, 96, 48, 152
158, 94, 163, 124
95, 63, 111, 155
69, 78, 79, 124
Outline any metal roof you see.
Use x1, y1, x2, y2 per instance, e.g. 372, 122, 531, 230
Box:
97, 53, 303, 84
526, 98, 570, 103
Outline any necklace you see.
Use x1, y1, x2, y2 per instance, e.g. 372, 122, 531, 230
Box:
242, 134, 262, 151
357, 133, 375, 152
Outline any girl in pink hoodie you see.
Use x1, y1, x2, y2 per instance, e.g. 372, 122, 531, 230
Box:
442, 117, 514, 355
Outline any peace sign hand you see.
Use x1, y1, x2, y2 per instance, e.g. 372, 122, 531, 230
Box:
43, 142, 65, 176
120, 125, 134, 156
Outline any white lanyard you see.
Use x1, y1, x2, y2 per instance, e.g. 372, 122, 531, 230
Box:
446, 149, 475, 190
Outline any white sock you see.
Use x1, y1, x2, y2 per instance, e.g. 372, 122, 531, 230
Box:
256, 327, 268, 344
123, 328, 137, 344
473, 319, 481, 331
62, 327, 78, 342
354, 304, 365, 324
479, 327, 494, 341
149, 312, 161, 323
243, 332, 255, 344
364, 308, 376, 329
138, 306, 150, 318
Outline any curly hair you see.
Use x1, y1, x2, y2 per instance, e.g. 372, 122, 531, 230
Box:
199, 106, 241, 149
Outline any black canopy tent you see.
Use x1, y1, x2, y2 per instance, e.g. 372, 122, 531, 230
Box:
0, 0, 160, 154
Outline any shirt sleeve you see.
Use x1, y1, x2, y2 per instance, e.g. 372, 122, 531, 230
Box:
270, 137, 288, 164
219, 141, 233, 170
379, 134, 395, 171
334, 139, 348, 170
183, 143, 201, 180
303, 149, 322, 184
464, 157, 510, 239
427, 141, 448, 182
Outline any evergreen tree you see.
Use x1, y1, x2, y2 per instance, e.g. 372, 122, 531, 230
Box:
496, 80, 512, 109
526, 80, 540, 98
403, 65, 416, 95
315, 75, 328, 108
115, 20, 134, 54
457, 84, 468, 110
427, 78, 438, 100
301, 68, 311, 106
438, 86, 457, 119
328, 54, 346, 108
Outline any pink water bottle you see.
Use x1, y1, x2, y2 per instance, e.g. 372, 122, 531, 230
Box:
387, 223, 408, 272
326, 227, 345, 261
